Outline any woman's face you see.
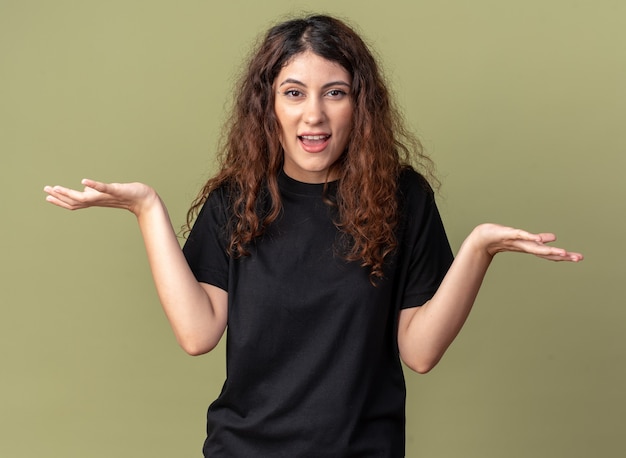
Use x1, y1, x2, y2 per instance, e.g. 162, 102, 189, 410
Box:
273, 51, 353, 183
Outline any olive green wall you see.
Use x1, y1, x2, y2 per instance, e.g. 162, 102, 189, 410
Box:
1, 0, 623, 456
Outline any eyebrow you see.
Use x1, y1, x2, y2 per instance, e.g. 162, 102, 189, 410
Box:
278, 78, 351, 89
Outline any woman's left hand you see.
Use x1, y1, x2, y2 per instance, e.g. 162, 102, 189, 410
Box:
399, 223, 582, 373
468, 223, 583, 262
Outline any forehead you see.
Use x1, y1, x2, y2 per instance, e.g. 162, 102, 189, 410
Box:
276, 51, 350, 83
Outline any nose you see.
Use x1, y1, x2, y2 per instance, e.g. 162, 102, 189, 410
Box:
303, 97, 325, 125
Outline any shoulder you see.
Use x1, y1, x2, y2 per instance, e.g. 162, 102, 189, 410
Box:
202, 179, 240, 211
398, 166, 435, 205
192, 183, 234, 232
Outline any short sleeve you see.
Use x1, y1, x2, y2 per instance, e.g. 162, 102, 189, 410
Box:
397, 169, 454, 309
182, 188, 231, 291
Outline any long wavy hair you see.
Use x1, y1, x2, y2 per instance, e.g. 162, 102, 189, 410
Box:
186, 14, 436, 282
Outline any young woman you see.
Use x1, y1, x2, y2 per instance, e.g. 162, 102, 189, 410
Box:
44, 14, 582, 457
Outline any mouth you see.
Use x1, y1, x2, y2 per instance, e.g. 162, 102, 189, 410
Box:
298, 134, 331, 153
298, 134, 331, 142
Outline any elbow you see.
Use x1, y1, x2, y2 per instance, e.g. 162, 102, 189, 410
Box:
182, 344, 210, 356
178, 336, 219, 356
401, 352, 442, 374
404, 360, 437, 375
175, 321, 226, 356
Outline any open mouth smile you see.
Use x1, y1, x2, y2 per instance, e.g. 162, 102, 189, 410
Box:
298, 134, 331, 141
298, 134, 331, 153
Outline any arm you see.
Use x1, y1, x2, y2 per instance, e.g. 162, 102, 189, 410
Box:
44, 179, 228, 355
398, 223, 583, 374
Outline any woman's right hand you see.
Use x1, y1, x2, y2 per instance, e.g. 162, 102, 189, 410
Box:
44, 178, 228, 354
44, 179, 158, 217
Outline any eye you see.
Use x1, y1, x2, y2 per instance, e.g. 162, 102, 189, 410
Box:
326, 89, 348, 98
283, 89, 303, 97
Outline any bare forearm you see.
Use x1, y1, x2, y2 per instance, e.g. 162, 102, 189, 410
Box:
398, 223, 583, 373
44, 179, 227, 354
399, 231, 492, 373
136, 195, 226, 354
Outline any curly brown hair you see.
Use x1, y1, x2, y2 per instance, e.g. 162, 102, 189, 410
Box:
186, 14, 437, 282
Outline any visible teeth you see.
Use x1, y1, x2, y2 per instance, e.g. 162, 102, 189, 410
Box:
300, 135, 328, 140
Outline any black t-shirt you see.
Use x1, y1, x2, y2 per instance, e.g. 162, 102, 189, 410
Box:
183, 168, 454, 457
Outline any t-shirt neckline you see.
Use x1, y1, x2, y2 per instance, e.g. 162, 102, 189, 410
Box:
278, 170, 339, 197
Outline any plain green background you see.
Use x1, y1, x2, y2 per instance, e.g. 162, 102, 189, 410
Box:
1, 0, 624, 456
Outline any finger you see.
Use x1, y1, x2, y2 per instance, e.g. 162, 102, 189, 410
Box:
510, 240, 564, 256
530, 244, 583, 261
44, 188, 84, 210
509, 228, 543, 243
81, 178, 109, 193
508, 229, 557, 245
45, 193, 75, 210
536, 251, 584, 262
44, 184, 95, 209
534, 245, 568, 257
44, 185, 74, 201
564, 251, 584, 262
49, 185, 90, 202
536, 232, 557, 243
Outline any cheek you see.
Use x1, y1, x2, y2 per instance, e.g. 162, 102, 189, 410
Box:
275, 105, 296, 133
338, 108, 354, 139
273, 108, 287, 143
